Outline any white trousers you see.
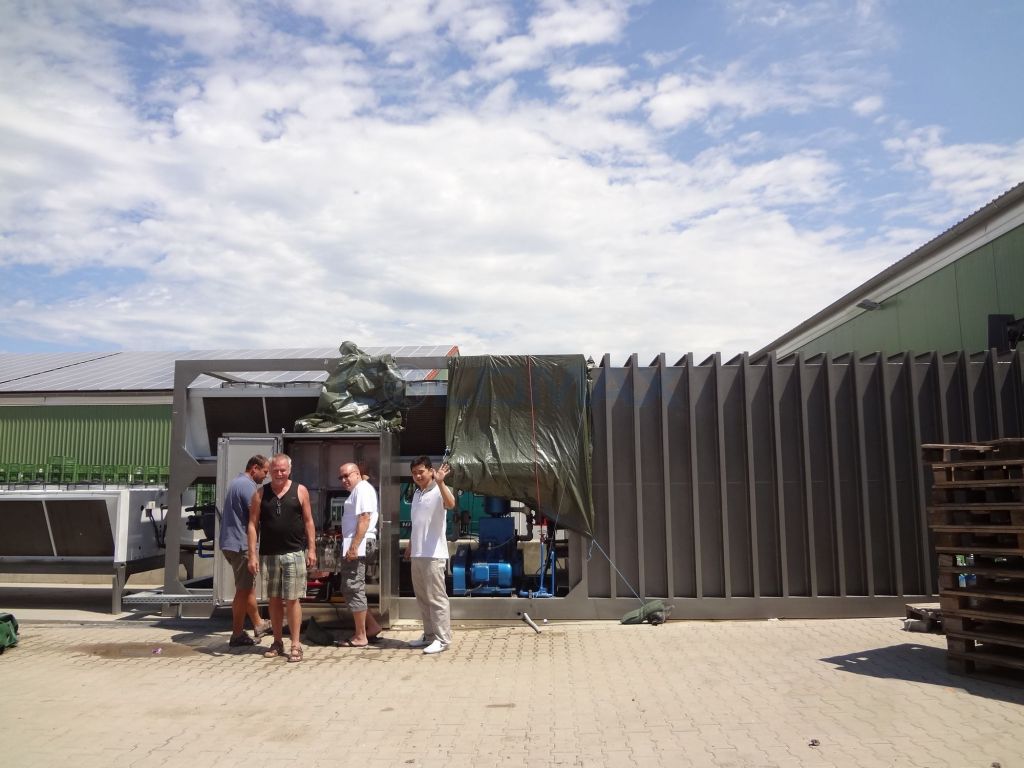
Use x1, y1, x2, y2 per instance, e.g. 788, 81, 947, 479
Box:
410, 557, 451, 645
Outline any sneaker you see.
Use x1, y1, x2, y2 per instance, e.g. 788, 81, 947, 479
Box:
407, 635, 431, 649
228, 632, 255, 647
422, 639, 448, 655
253, 620, 273, 640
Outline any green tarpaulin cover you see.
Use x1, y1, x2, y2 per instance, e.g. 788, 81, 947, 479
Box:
444, 355, 595, 538
293, 341, 406, 433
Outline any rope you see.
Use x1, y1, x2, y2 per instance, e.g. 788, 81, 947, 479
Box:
586, 536, 645, 605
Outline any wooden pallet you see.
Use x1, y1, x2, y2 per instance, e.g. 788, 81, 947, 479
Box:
929, 507, 1024, 526
921, 443, 996, 463
924, 440, 1024, 681
923, 439, 1024, 463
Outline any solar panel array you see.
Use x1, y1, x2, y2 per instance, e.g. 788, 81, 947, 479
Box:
0, 345, 456, 392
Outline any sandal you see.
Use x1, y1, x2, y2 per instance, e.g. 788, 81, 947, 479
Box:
263, 640, 284, 658
288, 645, 303, 663
228, 632, 255, 647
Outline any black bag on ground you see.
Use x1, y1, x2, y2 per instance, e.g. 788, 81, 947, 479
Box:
302, 616, 335, 646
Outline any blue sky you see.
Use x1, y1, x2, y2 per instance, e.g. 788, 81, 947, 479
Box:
1, 0, 1022, 362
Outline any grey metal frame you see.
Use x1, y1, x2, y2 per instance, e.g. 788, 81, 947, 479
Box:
157, 348, 1023, 622
161, 356, 443, 616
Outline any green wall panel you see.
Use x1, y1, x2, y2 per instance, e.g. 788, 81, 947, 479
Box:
894, 262, 962, 352
849, 303, 895, 356
0, 404, 171, 467
954, 243, 998, 350
794, 221, 1023, 357
994, 226, 1024, 316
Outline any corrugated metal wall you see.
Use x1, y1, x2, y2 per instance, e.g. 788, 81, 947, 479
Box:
589, 349, 1024, 606
796, 223, 1024, 356
0, 404, 171, 466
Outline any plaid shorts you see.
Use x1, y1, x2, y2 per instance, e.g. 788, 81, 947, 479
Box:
263, 550, 307, 600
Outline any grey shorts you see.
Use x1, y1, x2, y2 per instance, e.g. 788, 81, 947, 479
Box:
339, 558, 367, 612
263, 551, 307, 600
223, 549, 254, 591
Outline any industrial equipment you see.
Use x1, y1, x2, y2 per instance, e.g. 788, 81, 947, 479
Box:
184, 502, 217, 557
451, 503, 524, 596
0, 489, 184, 612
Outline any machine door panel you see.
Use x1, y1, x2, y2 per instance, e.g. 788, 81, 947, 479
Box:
214, 435, 280, 605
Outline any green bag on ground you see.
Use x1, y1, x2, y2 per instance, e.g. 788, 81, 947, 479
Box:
0, 612, 18, 653
620, 600, 671, 626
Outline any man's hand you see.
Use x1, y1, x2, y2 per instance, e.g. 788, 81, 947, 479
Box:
306, 551, 317, 569
345, 545, 359, 562
247, 556, 259, 575
435, 462, 450, 483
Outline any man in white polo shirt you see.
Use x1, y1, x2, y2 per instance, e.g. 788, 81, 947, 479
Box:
406, 455, 456, 654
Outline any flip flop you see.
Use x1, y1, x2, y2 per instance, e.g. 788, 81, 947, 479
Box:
334, 639, 368, 648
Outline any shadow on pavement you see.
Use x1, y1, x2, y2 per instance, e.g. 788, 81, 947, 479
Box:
165, 618, 407, 657
0, 583, 163, 621
821, 642, 1024, 704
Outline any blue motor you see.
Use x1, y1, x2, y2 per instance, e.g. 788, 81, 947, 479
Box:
450, 500, 523, 596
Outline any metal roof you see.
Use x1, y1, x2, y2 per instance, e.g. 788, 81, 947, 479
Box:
754, 180, 1024, 359
0, 345, 457, 393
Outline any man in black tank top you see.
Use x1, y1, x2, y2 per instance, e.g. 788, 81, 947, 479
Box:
246, 453, 317, 663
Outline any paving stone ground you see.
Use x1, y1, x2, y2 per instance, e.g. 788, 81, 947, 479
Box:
2, 614, 1023, 768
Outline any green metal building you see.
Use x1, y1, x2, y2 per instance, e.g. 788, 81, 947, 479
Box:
757, 182, 1024, 358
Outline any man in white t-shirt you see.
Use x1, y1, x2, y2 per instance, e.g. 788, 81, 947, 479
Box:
405, 455, 456, 654
337, 462, 382, 647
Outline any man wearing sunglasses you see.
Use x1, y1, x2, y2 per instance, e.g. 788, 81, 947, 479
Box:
336, 462, 383, 646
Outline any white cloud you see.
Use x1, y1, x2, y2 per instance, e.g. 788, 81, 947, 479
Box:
118, 0, 254, 58
852, 94, 883, 116
1, 0, 1021, 363
884, 126, 1024, 216
645, 68, 800, 130
475, 0, 634, 78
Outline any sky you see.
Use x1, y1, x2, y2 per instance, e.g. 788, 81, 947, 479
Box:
2, 0, 1023, 364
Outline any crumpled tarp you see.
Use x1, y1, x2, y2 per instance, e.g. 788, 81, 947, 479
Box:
293, 341, 406, 433
444, 355, 594, 538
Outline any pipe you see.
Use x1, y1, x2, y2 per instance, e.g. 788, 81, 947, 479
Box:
521, 612, 541, 634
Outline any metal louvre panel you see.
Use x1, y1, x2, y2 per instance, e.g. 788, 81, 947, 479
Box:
589, 348, 1024, 615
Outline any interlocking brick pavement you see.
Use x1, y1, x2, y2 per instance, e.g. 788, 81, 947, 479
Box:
2, 617, 1023, 767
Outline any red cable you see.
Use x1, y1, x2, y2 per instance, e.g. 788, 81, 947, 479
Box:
526, 358, 545, 532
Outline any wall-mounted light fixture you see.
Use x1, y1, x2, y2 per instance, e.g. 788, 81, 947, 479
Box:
857, 299, 881, 311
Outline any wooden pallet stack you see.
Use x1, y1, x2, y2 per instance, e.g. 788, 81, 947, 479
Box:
923, 438, 1024, 678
